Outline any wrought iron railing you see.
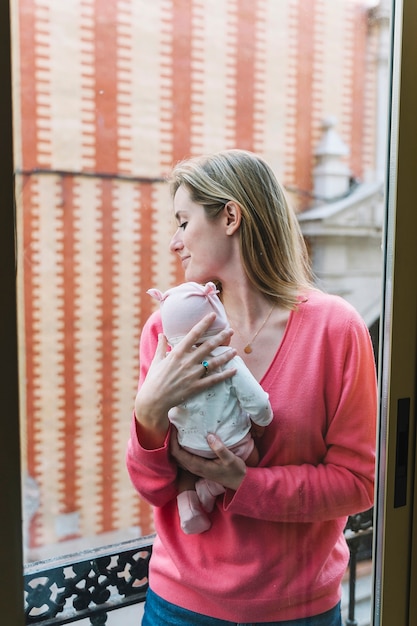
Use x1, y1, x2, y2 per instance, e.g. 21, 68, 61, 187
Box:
344, 508, 374, 626
24, 535, 153, 625
24, 511, 373, 626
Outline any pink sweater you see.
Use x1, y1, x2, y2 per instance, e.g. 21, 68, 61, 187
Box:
126, 289, 377, 622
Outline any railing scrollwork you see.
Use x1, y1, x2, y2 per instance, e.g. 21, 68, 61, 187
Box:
24, 536, 154, 625
24, 512, 373, 626
344, 508, 374, 626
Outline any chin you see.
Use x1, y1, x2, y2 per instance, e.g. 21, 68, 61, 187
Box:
184, 268, 202, 282
185, 271, 217, 285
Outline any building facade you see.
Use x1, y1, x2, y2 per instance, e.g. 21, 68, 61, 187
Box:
11, 0, 384, 559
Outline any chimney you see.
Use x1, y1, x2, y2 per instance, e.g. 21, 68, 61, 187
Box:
313, 116, 351, 202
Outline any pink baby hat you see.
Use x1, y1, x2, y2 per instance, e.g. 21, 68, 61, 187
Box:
147, 281, 229, 346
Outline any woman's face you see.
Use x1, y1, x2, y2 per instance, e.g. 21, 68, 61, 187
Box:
170, 185, 232, 283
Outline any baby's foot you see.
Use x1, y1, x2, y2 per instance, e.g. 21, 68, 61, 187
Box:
196, 479, 225, 512
177, 490, 211, 534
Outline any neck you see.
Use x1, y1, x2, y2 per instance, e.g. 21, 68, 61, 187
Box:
222, 286, 273, 325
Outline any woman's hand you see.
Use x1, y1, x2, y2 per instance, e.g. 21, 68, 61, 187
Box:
170, 430, 247, 492
135, 313, 237, 448
250, 422, 266, 439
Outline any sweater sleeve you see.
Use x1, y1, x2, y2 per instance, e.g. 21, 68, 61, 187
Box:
224, 308, 377, 523
126, 312, 178, 507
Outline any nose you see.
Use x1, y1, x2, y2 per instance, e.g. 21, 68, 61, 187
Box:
169, 228, 183, 253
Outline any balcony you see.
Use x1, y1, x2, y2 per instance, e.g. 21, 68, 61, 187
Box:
342, 559, 372, 626
24, 510, 373, 626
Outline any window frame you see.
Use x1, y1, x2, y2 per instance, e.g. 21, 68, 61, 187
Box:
2, 0, 417, 624
372, 0, 417, 624
0, 0, 24, 623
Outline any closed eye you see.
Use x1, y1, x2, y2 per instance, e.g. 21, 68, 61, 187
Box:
179, 221, 188, 230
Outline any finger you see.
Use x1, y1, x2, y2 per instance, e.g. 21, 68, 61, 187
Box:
206, 433, 234, 462
196, 344, 236, 370
154, 333, 168, 360
170, 430, 210, 474
195, 328, 234, 358
178, 313, 217, 350
250, 423, 265, 439
170, 430, 196, 470
177, 314, 234, 356
172, 446, 205, 476
170, 428, 181, 458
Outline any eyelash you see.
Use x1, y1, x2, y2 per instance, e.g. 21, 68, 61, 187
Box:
179, 222, 188, 230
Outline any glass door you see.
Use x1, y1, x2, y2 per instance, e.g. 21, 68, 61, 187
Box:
3, 0, 417, 624
373, 0, 417, 623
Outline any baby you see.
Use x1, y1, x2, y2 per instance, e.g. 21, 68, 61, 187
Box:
146, 281, 273, 534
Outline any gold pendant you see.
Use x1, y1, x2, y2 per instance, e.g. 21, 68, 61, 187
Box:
244, 344, 252, 354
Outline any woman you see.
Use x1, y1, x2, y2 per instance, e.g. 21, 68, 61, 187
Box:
126, 149, 377, 625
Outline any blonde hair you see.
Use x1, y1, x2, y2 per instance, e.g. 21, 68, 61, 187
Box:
169, 149, 313, 309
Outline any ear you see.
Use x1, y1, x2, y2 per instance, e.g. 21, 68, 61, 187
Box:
224, 201, 241, 235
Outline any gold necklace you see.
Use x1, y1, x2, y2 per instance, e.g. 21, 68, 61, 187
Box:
230, 305, 274, 354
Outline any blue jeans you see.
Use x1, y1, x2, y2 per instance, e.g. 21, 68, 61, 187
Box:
141, 587, 342, 626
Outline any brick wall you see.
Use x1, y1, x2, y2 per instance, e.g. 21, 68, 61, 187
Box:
12, 0, 378, 556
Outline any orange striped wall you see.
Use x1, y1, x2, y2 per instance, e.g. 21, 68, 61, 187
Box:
13, 0, 379, 556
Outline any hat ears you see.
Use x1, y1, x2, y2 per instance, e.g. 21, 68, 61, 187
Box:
147, 288, 165, 302
147, 283, 218, 302
203, 281, 218, 297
